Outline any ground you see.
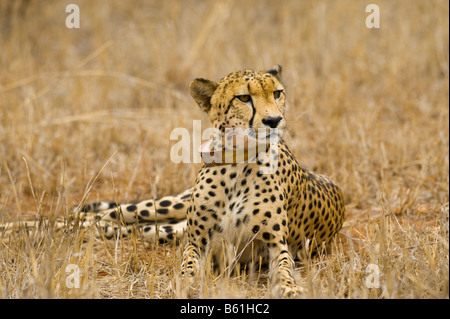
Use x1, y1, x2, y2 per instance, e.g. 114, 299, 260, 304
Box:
0, 0, 448, 298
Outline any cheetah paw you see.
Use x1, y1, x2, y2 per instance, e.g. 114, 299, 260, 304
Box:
271, 284, 304, 299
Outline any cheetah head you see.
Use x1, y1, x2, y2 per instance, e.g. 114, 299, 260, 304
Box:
190, 65, 286, 139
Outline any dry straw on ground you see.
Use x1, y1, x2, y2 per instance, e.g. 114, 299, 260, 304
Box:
0, 0, 448, 298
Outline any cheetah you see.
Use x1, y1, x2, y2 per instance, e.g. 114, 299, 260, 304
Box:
181, 65, 345, 297
0, 65, 345, 298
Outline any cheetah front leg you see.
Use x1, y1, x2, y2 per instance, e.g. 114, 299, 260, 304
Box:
181, 242, 200, 287
255, 204, 304, 298
267, 243, 303, 298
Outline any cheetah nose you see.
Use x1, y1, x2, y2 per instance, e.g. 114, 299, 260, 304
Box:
262, 116, 283, 128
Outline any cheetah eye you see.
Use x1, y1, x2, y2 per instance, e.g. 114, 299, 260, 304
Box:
273, 90, 283, 100
236, 95, 251, 103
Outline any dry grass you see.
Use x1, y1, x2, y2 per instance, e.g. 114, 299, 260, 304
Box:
0, 0, 448, 299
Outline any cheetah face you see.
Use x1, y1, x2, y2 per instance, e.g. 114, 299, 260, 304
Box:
190, 65, 286, 138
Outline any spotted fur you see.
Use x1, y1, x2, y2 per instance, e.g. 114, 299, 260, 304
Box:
182, 65, 345, 297
0, 65, 345, 298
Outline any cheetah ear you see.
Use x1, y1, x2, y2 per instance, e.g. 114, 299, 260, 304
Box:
189, 78, 218, 113
266, 64, 282, 80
